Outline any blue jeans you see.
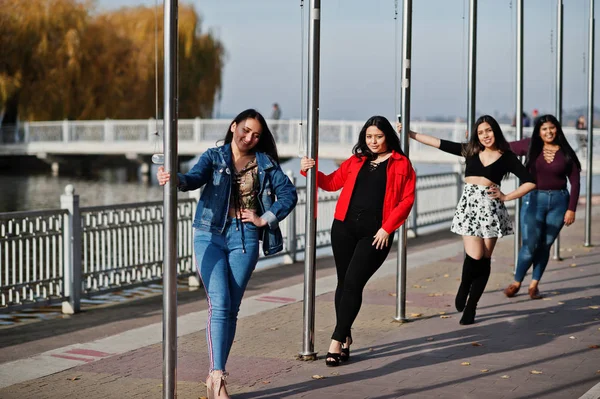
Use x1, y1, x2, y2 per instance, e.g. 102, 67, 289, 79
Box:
194, 219, 260, 372
515, 190, 569, 283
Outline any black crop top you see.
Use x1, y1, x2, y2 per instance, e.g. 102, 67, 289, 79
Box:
439, 139, 535, 186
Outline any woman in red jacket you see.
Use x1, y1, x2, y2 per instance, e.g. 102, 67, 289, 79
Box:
301, 115, 416, 367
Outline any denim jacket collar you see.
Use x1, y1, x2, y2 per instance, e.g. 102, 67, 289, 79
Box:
217, 143, 275, 172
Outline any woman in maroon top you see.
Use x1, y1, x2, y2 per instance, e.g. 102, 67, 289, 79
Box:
504, 114, 581, 299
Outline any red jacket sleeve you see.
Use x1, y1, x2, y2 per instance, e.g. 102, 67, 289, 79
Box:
300, 156, 354, 192
382, 163, 417, 234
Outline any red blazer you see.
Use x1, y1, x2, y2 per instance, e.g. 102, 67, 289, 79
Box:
302, 151, 416, 233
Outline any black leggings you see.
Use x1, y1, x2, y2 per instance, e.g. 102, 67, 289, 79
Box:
330, 212, 395, 342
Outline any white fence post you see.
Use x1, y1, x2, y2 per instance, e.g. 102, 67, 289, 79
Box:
194, 117, 202, 141
24, 121, 30, 143
62, 119, 70, 142
104, 119, 115, 141
61, 184, 82, 314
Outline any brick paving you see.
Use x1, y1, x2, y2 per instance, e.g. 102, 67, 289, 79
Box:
0, 210, 599, 398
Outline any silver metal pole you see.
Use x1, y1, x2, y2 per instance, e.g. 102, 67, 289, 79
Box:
514, 0, 524, 272
394, 0, 412, 322
162, 0, 178, 396
299, 0, 320, 359
553, 0, 564, 260
585, 0, 595, 247
467, 0, 477, 132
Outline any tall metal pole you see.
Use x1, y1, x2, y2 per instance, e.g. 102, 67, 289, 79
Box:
514, 0, 524, 271
162, 0, 178, 397
300, 0, 320, 359
585, 0, 595, 247
394, 0, 412, 322
467, 0, 477, 133
553, 0, 564, 260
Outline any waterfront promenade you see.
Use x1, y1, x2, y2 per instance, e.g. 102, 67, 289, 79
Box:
0, 206, 599, 398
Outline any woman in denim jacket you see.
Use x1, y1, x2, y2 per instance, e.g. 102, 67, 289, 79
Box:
157, 109, 297, 398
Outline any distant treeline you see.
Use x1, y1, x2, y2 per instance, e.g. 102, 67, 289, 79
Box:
0, 0, 224, 123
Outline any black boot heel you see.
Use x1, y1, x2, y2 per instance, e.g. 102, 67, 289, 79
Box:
325, 352, 341, 367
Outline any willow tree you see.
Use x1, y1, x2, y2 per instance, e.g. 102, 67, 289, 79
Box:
0, 0, 224, 122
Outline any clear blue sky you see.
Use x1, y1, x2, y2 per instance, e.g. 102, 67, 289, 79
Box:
96, 0, 598, 121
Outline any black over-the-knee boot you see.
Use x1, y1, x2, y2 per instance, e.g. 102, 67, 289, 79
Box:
455, 254, 476, 312
460, 257, 491, 325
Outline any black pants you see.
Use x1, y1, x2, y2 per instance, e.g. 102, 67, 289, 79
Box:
330, 210, 394, 342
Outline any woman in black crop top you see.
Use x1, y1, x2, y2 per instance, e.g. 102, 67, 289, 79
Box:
405, 115, 536, 325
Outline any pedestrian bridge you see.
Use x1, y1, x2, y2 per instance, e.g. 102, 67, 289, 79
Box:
0, 118, 598, 169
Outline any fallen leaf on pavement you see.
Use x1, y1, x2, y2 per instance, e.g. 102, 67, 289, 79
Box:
570, 263, 577, 267
557, 302, 565, 305
270, 327, 278, 331
439, 311, 447, 315
388, 292, 397, 297
413, 285, 422, 288
501, 375, 510, 379
440, 315, 451, 319
589, 345, 600, 349
543, 298, 552, 301
425, 278, 433, 282
461, 362, 471, 366
480, 369, 490, 373
368, 348, 374, 352
262, 380, 271, 384
551, 291, 561, 295
410, 313, 422, 317
330, 371, 339, 376
69, 376, 81, 381
444, 274, 450, 278
530, 370, 543, 375
312, 375, 325, 380
200, 396, 208, 399
471, 342, 482, 347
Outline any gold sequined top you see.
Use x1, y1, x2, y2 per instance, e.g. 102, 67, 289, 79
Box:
229, 158, 259, 216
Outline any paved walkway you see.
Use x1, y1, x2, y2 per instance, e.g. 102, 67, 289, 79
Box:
0, 207, 599, 398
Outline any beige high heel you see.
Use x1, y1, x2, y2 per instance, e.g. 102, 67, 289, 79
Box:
206, 370, 230, 399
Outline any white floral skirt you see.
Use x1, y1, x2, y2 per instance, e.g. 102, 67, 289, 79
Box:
451, 183, 514, 238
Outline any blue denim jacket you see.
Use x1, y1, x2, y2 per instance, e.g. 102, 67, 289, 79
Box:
177, 144, 298, 255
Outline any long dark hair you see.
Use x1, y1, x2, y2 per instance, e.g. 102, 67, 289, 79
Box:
463, 115, 512, 158
526, 114, 581, 172
221, 109, 279, 163
352, 115, 404, 161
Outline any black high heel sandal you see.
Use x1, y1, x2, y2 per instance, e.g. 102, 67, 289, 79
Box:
325, 352, 341, 367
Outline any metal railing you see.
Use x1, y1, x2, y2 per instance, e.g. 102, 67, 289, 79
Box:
0, 171, 461, 313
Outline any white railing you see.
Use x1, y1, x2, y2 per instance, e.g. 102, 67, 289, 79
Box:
0, 170, 461, 312
2, 119, 598, 168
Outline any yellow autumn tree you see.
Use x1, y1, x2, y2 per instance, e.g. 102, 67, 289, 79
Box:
0, 0, 224, 122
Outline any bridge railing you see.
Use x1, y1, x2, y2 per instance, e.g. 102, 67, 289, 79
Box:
0, 170, 462, 313
3, 119, 597, 169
